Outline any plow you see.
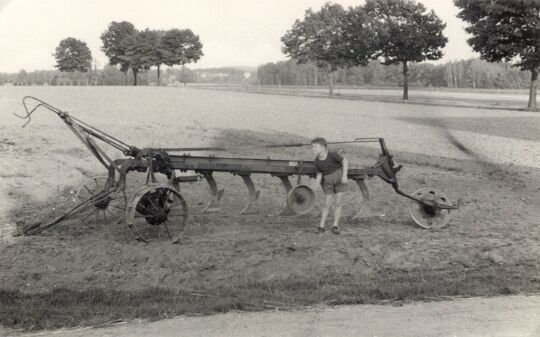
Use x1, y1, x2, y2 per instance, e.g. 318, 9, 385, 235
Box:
17, 96, 459, 243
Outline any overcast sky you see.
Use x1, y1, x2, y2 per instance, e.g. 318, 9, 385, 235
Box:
0, 0, 478, 73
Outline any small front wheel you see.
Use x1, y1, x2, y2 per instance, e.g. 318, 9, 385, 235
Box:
126, 185, 189, 243
408, 187, 453, 229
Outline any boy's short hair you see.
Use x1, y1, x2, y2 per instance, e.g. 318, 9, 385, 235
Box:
311, 137, 327, 148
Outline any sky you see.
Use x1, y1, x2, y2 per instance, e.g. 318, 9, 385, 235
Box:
0, 0, 478, 73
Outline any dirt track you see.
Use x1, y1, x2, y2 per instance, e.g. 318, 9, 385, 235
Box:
4, 295, 540, 337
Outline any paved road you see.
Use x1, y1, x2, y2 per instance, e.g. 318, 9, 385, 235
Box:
4, 295, 540, 337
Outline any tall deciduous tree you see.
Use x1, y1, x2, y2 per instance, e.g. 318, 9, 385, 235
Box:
161, 29, 204, 75
454, 0, 540, 110
281, 3, 355, 96
124, 29, 162, 86
100, 21, 137, 84
363, 0, 447, 99
53, 37, 92, 73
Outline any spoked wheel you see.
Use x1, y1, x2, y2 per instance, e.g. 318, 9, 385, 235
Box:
126, 185, 189, 244
408, 187, 453, 229
75, 176, 127, 226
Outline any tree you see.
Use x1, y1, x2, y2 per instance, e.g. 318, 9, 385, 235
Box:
161, 29, 203, 77
281, 3, 357, 96
124, 29, 163, 86
153, 30, 167, 86
363, 0, 447, 99
53, 37, 92, 73
100, 21, 137, 84
454, 0, 540, 110
16, 69, 28, 85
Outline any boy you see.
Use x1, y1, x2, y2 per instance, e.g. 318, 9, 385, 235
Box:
311, 137, 348, 234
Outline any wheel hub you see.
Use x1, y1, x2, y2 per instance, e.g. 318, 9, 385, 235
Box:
136, 191, 170, 226
408, 188, 453, 229
94, 195, 112, 209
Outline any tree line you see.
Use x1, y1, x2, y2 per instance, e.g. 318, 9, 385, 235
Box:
3, 57, 530, 90
4, 0, 537, 109
280, 0, 539, 109
50, 21, 203, 86
0, 66, 251, 86
257, 58, 532, 89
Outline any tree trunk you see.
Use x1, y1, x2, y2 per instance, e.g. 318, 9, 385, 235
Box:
157, 65, 161, 86
328, 71, 334, 97
133, 68, 138, 86
402, 61, 409, 100
528, 68, 538, 111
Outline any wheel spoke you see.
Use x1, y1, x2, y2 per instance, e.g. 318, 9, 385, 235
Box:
109, 204, 126, 211
147, 197, 161, 213
136, 202, 155, 214
163, 221, 173, 240
83, 184, 95, 196
104, 208, 117, 220
81, 207, 98, 222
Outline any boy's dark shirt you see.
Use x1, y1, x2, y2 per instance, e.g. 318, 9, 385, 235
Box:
314, 151, 343, 175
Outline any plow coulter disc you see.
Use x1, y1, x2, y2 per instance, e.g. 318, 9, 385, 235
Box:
126, 185, 188, 243
75, 176, 126, 226
287, 185, 316, 215
408, 188, 453, 229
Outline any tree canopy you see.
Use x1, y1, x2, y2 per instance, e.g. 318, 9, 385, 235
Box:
455, 0, 540, 110
281, 3, 353, 71
100, 21, 137, 74
161, 29, 204, 68
364, 0, 447, 65
53, 37, 92, 73
281, 3, 355, 95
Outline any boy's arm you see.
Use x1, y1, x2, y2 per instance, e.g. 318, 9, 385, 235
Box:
341, 157, 349, 183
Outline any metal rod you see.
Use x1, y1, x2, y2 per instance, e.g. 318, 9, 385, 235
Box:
161, 138, 381, 152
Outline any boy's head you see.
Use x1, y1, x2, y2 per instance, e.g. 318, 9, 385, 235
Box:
311, 137, 327, 156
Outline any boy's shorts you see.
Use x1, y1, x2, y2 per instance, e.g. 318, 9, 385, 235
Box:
321, 169, 347, 195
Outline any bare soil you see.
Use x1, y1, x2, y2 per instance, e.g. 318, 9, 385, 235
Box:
0, 87, 539, 330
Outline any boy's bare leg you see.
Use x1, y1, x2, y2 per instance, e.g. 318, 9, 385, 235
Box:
319, 194, 334, 229
333, 192, 343, 229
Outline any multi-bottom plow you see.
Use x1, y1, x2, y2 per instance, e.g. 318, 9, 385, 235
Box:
17, 97, 459, 243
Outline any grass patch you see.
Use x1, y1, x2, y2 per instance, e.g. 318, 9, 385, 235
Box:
2, 264, 538, 331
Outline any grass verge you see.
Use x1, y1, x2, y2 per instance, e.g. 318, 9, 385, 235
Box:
2, 263, 538, 331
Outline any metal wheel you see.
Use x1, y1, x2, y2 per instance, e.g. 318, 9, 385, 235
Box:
75, 176, 127, 226
408, 187, 453, 229
287, 185, 316, 215
126, 185, 189, 243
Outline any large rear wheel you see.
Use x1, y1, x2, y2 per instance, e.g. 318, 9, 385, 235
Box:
126, 185, 189, 243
